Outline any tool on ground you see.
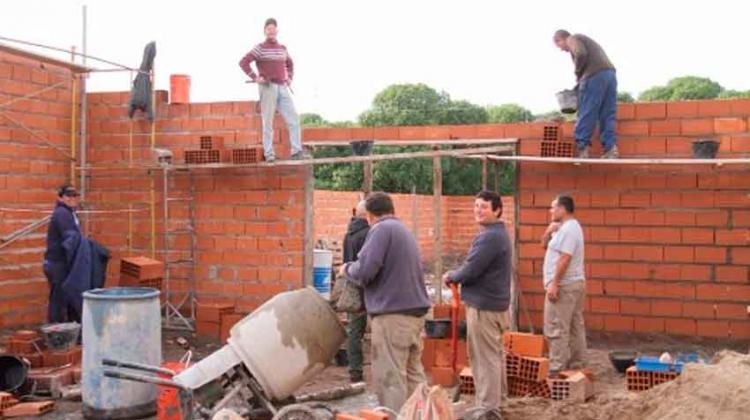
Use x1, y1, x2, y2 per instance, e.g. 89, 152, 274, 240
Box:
101, 288, 345, 420
449, 283, 460, 375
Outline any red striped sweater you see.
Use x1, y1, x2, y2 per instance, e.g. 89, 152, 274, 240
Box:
239, 40, 294, 84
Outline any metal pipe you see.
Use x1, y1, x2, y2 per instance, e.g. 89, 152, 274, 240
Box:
79, 5, 88, 234
70, 71, 76, 186
102, 358, 176, 376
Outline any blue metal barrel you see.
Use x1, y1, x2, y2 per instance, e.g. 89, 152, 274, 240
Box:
81, 287, 161, 419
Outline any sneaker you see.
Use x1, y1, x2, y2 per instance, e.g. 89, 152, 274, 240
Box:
291, 150, 312, 160
265, 155, 276, 163
602, 145, 620, 159
576, 146, 590, 159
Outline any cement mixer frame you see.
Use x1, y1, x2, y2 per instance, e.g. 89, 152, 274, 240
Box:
102, 357, 334, 420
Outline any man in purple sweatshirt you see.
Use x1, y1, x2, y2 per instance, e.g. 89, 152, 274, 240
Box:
340, 192, 431, 413
239, 18, 310, 162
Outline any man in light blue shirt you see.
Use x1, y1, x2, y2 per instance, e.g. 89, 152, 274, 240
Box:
541, 195, 587, 375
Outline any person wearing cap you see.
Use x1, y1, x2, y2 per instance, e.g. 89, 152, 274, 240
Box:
44, 185, 81, 323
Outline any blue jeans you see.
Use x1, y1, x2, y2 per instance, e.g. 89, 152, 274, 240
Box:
259, 83, 302, 159
575, 69, 617, 151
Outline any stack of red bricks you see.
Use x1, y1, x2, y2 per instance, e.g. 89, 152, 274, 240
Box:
195, 302, 246, 342
119, 256, 164, 290
459, 332, 594, 402
625, 366, 679, 391
422, 304, 468, 387
1, 330, 83, 398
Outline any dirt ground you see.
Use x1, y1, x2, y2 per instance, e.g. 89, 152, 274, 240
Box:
14, 329, 750, 419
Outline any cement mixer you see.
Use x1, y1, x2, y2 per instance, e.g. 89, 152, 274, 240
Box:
103, 288, 346, 419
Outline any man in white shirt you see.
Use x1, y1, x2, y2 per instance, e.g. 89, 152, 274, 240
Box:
541, 195, 587, 375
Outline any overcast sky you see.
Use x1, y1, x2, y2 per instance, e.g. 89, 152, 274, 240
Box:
3, 1, 749, 122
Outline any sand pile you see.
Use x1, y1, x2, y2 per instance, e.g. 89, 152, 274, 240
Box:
502, 350, 750, 420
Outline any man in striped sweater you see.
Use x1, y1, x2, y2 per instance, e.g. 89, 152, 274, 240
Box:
239, 18, 310, 162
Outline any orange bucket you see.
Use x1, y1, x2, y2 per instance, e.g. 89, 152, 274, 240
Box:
158, 360, 187, 420
169, 74, 191, 104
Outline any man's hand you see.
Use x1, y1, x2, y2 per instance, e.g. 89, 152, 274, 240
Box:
547, 282, 560, 302
545, 222, 561, 236
338, 263, 348, 278
256, 75, 268, 85
442, 272, 453, 287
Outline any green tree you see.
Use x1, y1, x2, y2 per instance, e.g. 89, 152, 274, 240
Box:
617, 92, 635, 103
719, 89, 750, 99
639, 76, 723, 101
315, 83, 510, 195
300, 113, 328, 127
486, 103, 533, 123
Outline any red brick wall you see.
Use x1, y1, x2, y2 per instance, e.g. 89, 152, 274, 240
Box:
84, 92, 305, 314
0, 50, 82, 327
517, 100, 750, 338
304, 99, 750, 338
313, 190, 514, 263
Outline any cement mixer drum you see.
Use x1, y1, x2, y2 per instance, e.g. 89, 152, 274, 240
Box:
227, 287, 346, 401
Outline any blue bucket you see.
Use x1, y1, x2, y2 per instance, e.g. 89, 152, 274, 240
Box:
313, 250, 333, 298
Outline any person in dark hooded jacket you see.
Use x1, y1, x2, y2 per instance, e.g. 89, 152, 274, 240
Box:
342, 200, 370, 383
44, 185, 81, 323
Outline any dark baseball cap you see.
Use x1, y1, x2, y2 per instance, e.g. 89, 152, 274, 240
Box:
58, 185, 79, 197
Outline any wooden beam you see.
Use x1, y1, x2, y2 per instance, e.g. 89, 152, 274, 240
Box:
481, 156, 488, 190
363, 160, 373, 195
306, 138, 518, 147
433, 150, 443, 304
303, 165, 315, 288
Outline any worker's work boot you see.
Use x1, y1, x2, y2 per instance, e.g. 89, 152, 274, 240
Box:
602, 145, 620, 159
576, 146, 590, 159
291, 150, 312, 160
265, 155, 276, 163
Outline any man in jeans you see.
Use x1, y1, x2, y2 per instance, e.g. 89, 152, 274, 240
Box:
341, 192, 431, 413
541, 195, 587, 376
443, 190, 512, 413
342, 200, 370, 383
553, 30, 618, 159
239, 18, 310, 162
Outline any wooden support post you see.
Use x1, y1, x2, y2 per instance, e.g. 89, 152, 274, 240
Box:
481, 156, 488, 190
303, 165, 315, 288
494, 161, 500, 192
433, 151, 443, 304
363, 160, 373, 196
411, 185, 418, 237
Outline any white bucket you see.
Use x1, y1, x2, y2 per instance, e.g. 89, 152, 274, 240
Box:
556, 89, 578, 114
312, 249, 333, 299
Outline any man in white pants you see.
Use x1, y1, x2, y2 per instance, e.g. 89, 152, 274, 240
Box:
239, 18, 310, 162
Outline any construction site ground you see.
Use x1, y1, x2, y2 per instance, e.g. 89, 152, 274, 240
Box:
35, 329, 749, 420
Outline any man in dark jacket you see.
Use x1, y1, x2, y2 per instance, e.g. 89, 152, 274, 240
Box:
444, 190, 512, 411
44, 185, 81, 323
342, 200, 370, 383
554, 30, 618, 159
341, 192, 431, 413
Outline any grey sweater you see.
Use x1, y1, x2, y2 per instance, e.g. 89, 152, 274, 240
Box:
345, 216, 430, 316
448, 222, 512, 312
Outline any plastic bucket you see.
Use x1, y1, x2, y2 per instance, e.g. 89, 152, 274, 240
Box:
556, 89, 578, 114
313, 250, 333, 298
0, 355, 28, 392
157, 361, 187, 420
692, 139, 720, 159
169, 74, 190, 104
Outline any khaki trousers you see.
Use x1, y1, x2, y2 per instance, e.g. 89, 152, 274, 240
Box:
543, 281, 587, 372
466, 306, 510, 410
370, 314, 427, 413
